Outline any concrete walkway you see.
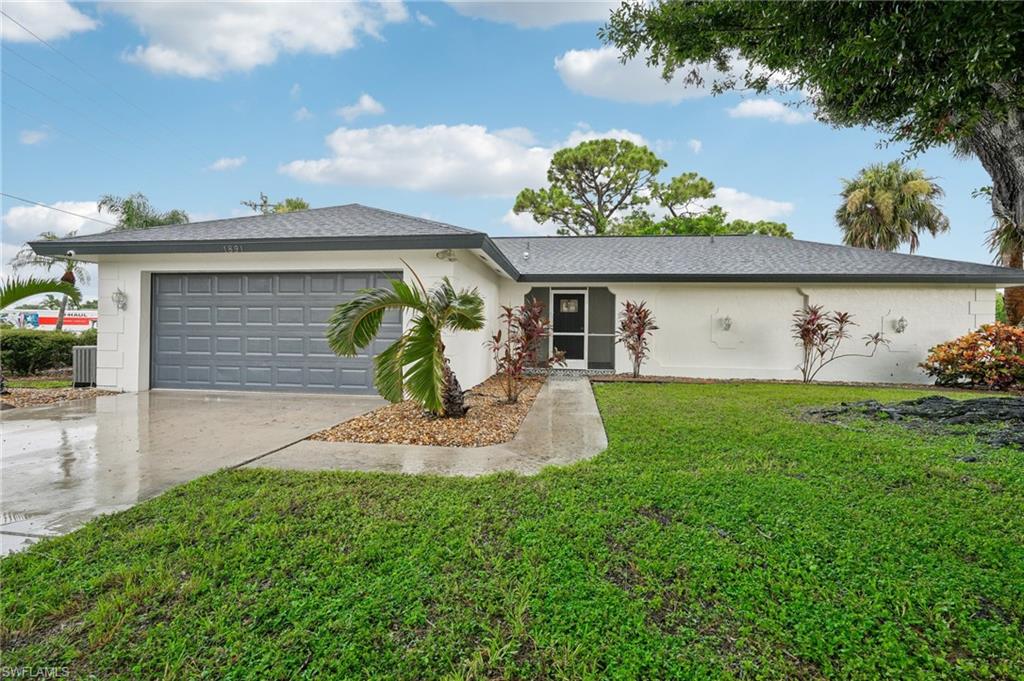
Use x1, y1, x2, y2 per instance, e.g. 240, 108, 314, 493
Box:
247, 377, 607, 476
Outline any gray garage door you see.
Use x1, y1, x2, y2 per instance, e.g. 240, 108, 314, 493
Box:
151, 271, 401, 393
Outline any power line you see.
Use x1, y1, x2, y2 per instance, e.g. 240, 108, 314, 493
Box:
0, 193, 118, 228
2, 43, 137, 128
2, 69, 140, 146
0, 9, 211, 164
3, 100, 137, 167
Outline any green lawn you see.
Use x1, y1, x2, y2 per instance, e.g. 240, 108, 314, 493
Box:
3, 383, 1022, 679
4, 378, 72, 389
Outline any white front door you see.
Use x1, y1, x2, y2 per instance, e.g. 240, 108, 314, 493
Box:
551, 290, 587, 370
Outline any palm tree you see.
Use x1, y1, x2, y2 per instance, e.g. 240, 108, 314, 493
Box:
836, 161, 950, 253
326, 267, 485, 417
987, 216, 1024, 325
1, 275, 80, 309
9, 231, 91, 331
98, 193, 189, 231
1, 276, 81, 394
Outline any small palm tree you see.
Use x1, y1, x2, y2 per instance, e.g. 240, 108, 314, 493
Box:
836, 161, 949, 253
326, 267, 485, 417
987, 216, 1024, 325
9, 231, 92, 331
1, 275, 80, 309
98, 193, 189, 231
1, 276, 81, 394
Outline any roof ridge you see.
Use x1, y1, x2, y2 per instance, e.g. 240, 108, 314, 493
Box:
350, 203, 482, 234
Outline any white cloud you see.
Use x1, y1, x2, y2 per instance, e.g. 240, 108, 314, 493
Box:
687, 139, 702, 154
707, 187, 794, 222
1, 1, 97, 43
2, 200, 109, 296
337, 93, 385, 122
556, 46, 747, 104
19, 129, 49, 145
501, 209, 558, 236
293, 106, 313, 122
112, 3, 408, 78
207, 156, 247, 172
279, 123, 646, 198
415, 11, 435, 27
726, 99, 812, 125
290, 83, 302, 98
449, 1, 617, 28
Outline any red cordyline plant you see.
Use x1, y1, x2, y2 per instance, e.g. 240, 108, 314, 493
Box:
792, 305, 888, 383
486, 298, 565, 403
616, 300, 658, 378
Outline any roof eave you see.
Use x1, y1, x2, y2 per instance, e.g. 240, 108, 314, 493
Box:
30, 233, 491, 257
516, 272, 1024, 285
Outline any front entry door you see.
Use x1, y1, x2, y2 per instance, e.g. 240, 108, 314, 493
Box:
552, 291, 586, 370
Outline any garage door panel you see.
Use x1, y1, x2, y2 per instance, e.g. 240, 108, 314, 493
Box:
152, 271, 400, 393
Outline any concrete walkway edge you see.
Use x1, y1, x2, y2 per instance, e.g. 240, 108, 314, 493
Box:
246, 377, 608, 476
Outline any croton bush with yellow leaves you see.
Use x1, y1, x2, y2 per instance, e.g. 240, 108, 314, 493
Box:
920, 323, 1024, 390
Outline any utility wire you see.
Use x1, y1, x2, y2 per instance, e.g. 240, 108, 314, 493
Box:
3, 100, 137, 167
2, 43, 137, 128
0, 9, 212, 165
2, 69, 141, 146
0, 193, 118, 228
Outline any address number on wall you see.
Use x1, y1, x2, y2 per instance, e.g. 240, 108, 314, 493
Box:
222, 244, 244, 253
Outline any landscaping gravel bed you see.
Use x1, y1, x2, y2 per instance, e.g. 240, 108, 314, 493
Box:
309, 375, 545, 447
1, 387, 118, 410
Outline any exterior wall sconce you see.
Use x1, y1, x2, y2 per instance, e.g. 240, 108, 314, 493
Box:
111, 288, 128, 311
893, 316, 908, 334
720, 316, 733, 331
434, 249, 456, 262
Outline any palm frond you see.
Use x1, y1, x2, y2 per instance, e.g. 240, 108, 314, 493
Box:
326, 280, 425, 356
401, 314, 446, 415
1, 276, 81, 309
373, 337, 408, 403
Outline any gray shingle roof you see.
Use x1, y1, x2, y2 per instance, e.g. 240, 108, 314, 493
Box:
52, 203, 481, 243
491, 235, 1024, 284
30, 203, 1024, 284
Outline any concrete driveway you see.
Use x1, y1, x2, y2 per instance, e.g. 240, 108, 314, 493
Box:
1, 390, 382, 555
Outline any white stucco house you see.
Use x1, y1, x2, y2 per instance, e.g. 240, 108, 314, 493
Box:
31, 204, 1024, 394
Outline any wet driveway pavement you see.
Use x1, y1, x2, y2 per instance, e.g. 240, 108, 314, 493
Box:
1, 390, 382, 555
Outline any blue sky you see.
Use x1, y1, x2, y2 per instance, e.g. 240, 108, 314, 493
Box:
1, 1, 999, 298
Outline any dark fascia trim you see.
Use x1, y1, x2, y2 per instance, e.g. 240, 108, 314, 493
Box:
31, 234, 1023, 285
31, 232, 526, 280
32, 233, 487, 256
518, 272, 1024, 284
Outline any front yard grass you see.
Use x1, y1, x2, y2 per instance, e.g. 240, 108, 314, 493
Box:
2, 383, 1022, 678
3, 378, 72, 389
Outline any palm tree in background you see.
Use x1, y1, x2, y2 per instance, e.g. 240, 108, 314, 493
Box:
98, 193, 189, 230
836, 161, 949, 254
987, 216, 1024, 325
9, 231, 91, 331
326, 267, 485, 417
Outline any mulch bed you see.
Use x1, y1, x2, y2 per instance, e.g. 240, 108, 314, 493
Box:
309, 375, 545, 447
1, 387, 119, 410
807, 395, 1024, 450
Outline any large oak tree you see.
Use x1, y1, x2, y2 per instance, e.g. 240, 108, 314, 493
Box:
602, 0, 1024, 322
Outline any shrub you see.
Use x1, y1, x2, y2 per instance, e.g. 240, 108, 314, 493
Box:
792, 306, 888, 383
0, 328, 95, 376
920, 323, 1024, 390
616, 300, 658, 378
486, 298, 564, 403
